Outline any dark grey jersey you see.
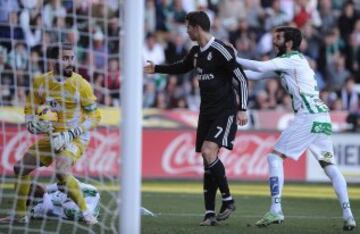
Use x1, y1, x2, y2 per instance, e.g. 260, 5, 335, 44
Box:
155, 38, 248, 115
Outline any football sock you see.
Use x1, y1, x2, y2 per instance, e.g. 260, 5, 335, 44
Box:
60, 175, 87, 212
15, 175, 31, 216
324, 165, 353, 219
267, 153, 284, 214
203, 166, 217, 212
208, 158, 231, 200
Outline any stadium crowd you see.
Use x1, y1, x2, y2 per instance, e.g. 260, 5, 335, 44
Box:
0, 0, 359, 117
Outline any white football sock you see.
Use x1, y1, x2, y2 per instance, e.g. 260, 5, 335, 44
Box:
267, 153, 284, 214
324, 165, 353, 219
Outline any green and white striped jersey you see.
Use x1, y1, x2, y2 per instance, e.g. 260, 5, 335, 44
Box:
237, 51, 329, 114
30, 182, 100, 220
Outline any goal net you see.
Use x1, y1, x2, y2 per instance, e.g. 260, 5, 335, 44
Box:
0, 0, 125, 233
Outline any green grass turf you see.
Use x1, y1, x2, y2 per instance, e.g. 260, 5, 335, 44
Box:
0, 180, 359, 234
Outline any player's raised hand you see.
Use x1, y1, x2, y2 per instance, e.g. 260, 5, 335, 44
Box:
144, 60, 155, 74
236, 110, 248, 126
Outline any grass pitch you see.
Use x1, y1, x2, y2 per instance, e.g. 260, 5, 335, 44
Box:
0, 180, 359, 234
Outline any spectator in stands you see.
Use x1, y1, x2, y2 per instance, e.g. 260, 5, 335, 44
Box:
318, 28, 344, 75
104, 58, 121, 103
143, 82, 157, 108
235, 36, 257, 59
170, 0, 186, 25
0, 11, 24, 51
0, 0, 20, 23
337, 0, 359, 42
153, 91, 168, 109
211, 16, 229, 41
264, 0, 291, 31
19, 1, 42, 48
164, 32, 187, 64
254, 90, 270, 110
48, 16, 67, 43
93, 72, 106, 105
265, 79, 283, 110
11, 86, 26, 106
338, 77, 359, 112
155, 0, 171, 32
218, 0, 246, 30
14, 68, 29, 88
318, 0, 338, 33
90, 29, 108, 71
344, 19, 360, 77
301, 22, 321, 60
326, 54, 351, 92
145, 0, 156, 32
243, 0, 263, 32
0, 46, 13, 105
42, 0, 66, 29
330, 98, 344, 111
9, 42, 28, 70
107, 17, 120, 55
29, 49, 42, 76
143, 32, 165, 65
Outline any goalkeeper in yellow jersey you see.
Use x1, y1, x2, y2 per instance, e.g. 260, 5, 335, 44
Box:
0, 43, 101, 225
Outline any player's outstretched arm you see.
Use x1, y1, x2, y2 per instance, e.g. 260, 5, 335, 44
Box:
236, 57, 278, 73
244, 70, 279, 81
144, 47, 196, 75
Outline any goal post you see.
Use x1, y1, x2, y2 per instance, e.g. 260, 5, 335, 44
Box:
120, 0, 144, 233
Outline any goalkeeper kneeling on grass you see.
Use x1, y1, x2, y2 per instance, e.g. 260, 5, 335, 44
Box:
0, 43, 101, 225
28, 181, 100, 221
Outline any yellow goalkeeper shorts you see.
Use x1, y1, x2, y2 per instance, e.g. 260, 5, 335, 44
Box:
26, 136, 87, 166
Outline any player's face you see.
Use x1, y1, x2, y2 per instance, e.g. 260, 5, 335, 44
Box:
186, 23, 198, 41
59, 49, 75, 77
273, 31, 287, 56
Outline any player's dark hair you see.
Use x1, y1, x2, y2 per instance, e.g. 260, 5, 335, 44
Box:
275, 26, 302, 51
185, 11, 210, 32
46, 43, 74, 59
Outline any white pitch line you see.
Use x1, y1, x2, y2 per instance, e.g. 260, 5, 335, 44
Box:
154, 213, 345, 220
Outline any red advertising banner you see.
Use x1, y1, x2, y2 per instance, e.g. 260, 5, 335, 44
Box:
0, 125, 306, 181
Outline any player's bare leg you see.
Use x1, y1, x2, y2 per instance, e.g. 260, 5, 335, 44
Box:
55, 155, 97, 225
321, 161, 356, 231
0, 153, 40, 224
256, 151, 285, 227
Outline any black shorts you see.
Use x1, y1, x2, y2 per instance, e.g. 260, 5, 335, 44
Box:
195, 110, 237, 153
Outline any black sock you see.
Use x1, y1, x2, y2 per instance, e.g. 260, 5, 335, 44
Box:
203, 167, 217, 212
208, 158, 231, 200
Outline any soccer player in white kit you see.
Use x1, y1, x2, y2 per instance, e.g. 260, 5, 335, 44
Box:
29, 181, 100, 221
236, 26, 356, 231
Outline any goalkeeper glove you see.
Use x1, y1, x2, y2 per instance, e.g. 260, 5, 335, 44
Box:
26, 116, 54, 134
51, 127, 83, 152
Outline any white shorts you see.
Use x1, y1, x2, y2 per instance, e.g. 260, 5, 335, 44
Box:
274, 113, 335, 163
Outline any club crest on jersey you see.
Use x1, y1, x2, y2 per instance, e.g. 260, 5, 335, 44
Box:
207, 52, 212, 61
193, 53, 198, 67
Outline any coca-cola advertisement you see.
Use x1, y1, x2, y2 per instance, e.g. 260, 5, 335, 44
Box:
0, 125, 306, 181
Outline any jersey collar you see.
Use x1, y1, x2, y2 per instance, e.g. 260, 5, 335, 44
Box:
200, 36, 215, 52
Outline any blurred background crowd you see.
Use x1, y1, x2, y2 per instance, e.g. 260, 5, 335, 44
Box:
0, 0, 359, 119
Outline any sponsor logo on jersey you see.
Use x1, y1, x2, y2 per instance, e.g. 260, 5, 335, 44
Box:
198, 73, 215, 80
207, 52, 212, 61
